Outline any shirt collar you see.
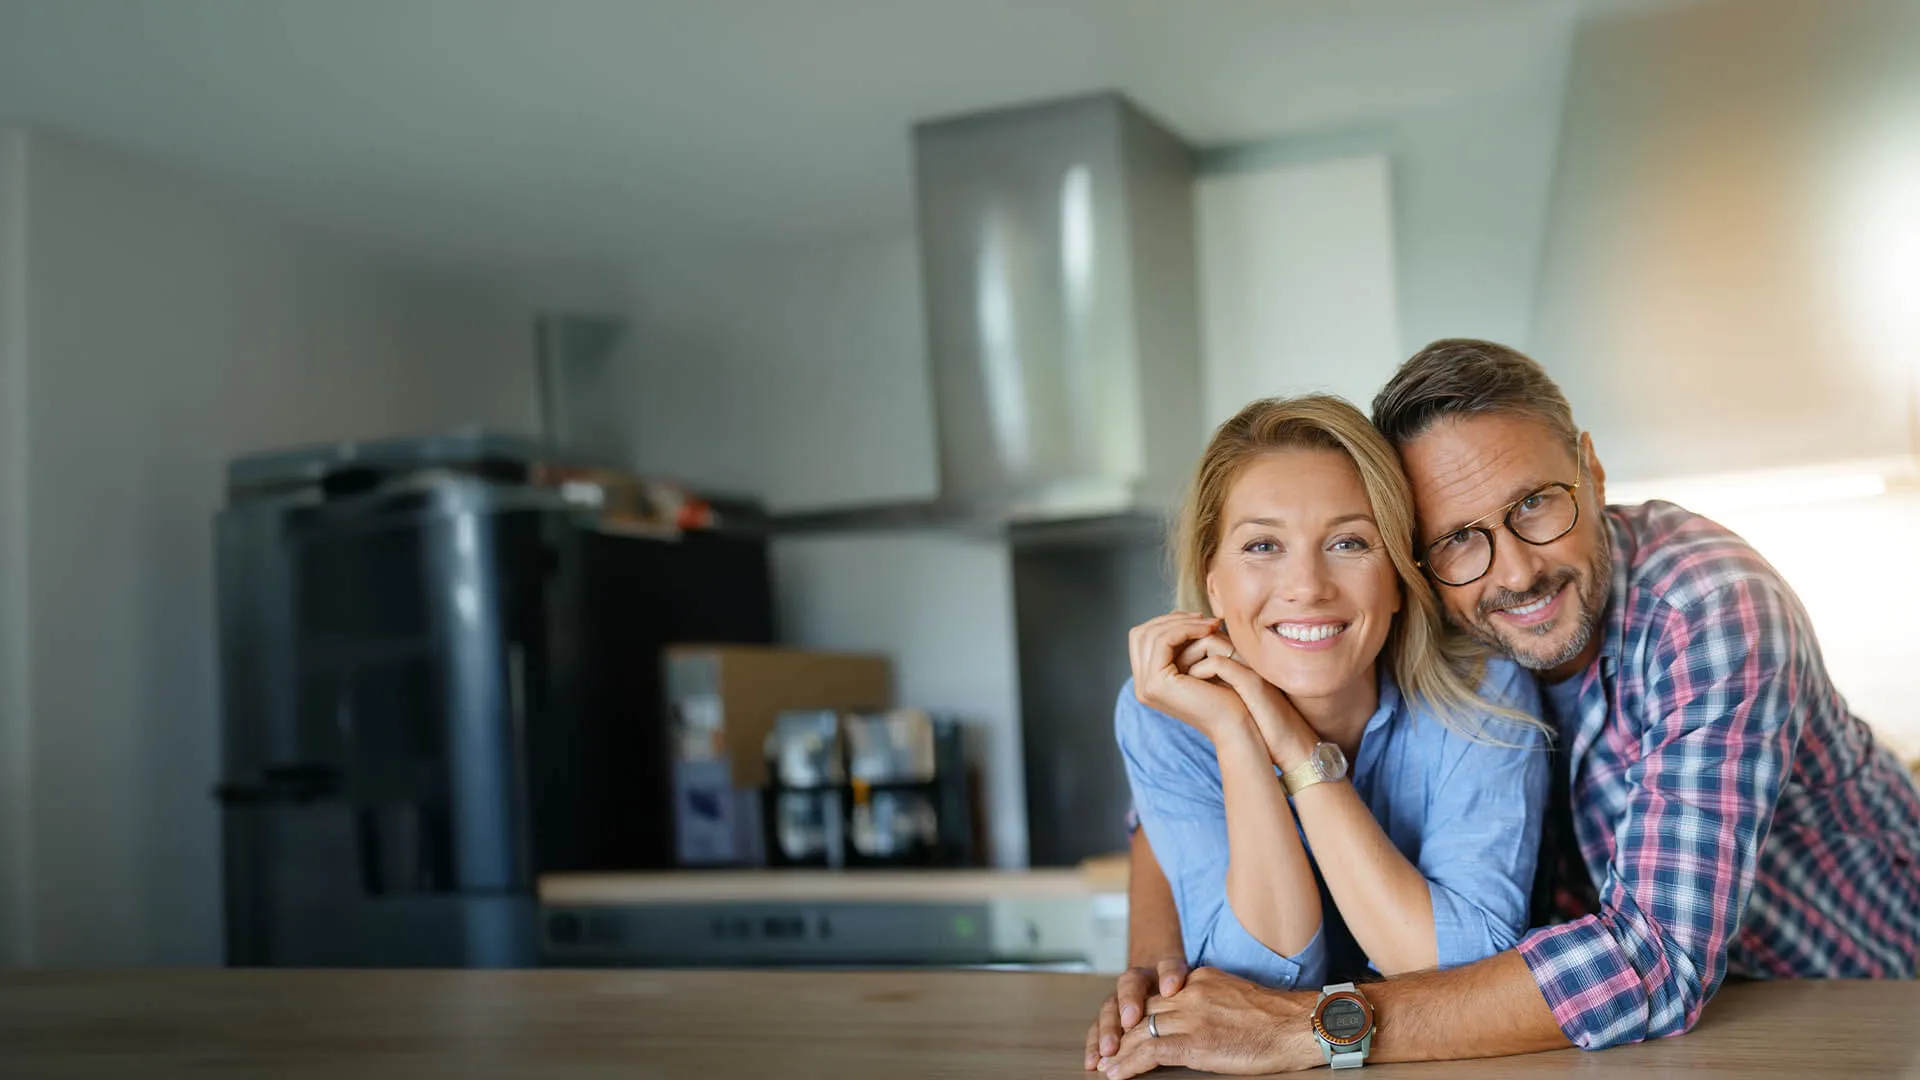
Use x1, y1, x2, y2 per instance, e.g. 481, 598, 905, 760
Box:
1366, 663, 1402, 736
1596, 505, 1634, 668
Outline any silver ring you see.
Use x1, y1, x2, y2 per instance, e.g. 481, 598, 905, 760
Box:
1225, 647, 1236, 663
1146, 1012, 1161, 1039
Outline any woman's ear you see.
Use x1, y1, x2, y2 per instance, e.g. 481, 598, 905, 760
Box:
1205, 568, 1221, 616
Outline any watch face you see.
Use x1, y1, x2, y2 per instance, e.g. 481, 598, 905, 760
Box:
1315, 993, 1372, 1045
1310, 742, 1348, 782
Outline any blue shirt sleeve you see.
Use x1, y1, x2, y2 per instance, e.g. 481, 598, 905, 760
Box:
1416, 659, 1551, 969
1114, 681, 1325, 989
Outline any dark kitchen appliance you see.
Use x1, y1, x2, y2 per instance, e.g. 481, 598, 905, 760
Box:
213, 432, 772, 968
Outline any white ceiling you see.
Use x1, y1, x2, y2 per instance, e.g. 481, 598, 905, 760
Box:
0, 0, 1579, 269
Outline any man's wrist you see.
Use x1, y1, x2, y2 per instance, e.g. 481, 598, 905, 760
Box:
1279, 988, 1331, 1070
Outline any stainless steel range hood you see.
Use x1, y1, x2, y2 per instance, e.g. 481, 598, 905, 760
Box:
779, 92, 1204, 536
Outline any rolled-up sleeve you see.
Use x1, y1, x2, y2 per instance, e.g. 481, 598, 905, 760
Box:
1115, 682, 1325, 989
1419, 663, 1551, 969
1518, 580, 1805, 1050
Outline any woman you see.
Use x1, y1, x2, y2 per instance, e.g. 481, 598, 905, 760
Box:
1085, 395, 1548, 1072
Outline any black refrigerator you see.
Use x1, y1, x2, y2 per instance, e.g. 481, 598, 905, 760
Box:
213, 434, 771, 968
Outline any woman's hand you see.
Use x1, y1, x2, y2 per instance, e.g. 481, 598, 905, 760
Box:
1173, 635, 1321, 768
1128, 613, 1256, 742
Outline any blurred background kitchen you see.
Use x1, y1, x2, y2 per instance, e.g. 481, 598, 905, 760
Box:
0, 0, 1915, 974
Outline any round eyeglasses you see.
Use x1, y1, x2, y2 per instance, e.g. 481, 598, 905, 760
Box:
1418, 480, 1581, 587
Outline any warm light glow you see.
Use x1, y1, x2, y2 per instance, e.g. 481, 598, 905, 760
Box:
1608, 462, 1893, 517
1825, 86, 1920, 404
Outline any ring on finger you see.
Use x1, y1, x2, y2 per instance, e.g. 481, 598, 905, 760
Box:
1146, 1012, 1161, 1038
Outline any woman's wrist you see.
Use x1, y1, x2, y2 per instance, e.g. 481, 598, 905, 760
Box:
1209, 712, 1270, 764
1251, 707, 1319, 768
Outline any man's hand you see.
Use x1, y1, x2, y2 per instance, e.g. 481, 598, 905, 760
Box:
1083, 959, 1189, 1070
1098, 967, 1321, 1079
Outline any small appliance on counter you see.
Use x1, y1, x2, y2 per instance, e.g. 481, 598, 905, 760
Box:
767, 710, 846, 868
764, 708, 975, 869
665, 645, 892, 867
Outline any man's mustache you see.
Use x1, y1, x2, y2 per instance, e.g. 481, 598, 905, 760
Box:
1478, 568, 1579, 617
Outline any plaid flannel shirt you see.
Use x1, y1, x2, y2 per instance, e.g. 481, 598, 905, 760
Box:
1519, 501, 1920, 1050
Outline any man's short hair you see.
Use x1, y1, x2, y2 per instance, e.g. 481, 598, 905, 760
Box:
1370, 338, 1581, 454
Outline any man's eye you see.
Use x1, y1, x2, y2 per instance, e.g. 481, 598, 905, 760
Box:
1443, 529, 1476, 548
1519, 494, 1546, 512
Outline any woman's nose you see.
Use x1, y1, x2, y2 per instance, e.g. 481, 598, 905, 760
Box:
1280, 552, 1337, 603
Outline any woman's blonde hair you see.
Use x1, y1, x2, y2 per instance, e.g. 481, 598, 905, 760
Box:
1172, 394, 1537, 741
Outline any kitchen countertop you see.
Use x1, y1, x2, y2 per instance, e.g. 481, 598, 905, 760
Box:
540, 858, 1131, 905
3, 969, 1917, 1078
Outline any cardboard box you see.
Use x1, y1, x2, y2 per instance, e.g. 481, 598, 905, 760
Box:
664, 645, 892, 788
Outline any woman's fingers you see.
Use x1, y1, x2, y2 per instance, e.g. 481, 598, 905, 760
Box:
1131, 613, 1260, 738
1129, 613, 1213, 683
1132, 615, 1220, 687
1174, 632, 1235, 673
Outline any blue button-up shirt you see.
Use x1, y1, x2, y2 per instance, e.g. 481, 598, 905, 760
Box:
1116, 658, 1548, 988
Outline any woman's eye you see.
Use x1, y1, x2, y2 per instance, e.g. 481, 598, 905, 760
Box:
1244, 539, 1278, 554
1330, 536, 1370, 553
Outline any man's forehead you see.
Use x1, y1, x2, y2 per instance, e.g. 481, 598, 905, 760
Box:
1400, 414, 1575, 526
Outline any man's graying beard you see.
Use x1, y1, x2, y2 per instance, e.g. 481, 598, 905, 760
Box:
1456, 538, 1612, 673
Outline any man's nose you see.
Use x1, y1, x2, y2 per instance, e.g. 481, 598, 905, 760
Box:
1487, 527, 1550, 594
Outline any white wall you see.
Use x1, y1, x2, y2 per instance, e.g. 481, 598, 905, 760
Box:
1188, 18, 1574, 409
0, 128, 537, 967
1195, 153, 1402, 424
621, 232, 937, 513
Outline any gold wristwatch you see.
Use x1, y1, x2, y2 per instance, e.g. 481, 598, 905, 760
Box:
1281, 742, 1349, 796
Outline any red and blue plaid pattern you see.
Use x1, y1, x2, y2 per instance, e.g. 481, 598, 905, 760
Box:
1518, 502, 1920, 1050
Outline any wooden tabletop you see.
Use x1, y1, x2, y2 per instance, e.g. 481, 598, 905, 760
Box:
1, 969, 1916, 1078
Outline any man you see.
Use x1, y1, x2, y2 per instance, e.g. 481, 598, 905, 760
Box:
1092, 339, 1920, 1077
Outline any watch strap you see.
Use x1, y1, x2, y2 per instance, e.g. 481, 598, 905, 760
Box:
1282, 756, 1325, 796
1315, 982, 1370, 1070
